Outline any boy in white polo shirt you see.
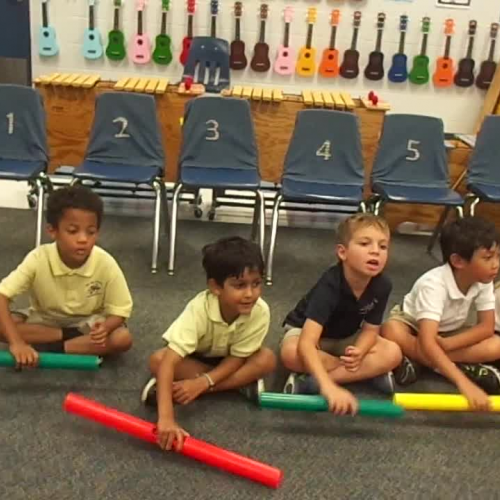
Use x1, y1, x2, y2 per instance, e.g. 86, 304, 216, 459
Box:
0, 186, 133, 367
141, 236, 276, 451
383, 217, 500, 411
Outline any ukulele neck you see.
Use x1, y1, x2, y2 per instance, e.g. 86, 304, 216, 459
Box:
42, 2, 49, 28
329, 26, 337, 50
398, 31, 405, 54
235, 17, 241, 41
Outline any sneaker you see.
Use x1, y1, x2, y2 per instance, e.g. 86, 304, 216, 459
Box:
457, 363, 500, 395
393, 356, 420, 386
239, 378, 265, 403
370, 371, 396, 395
140, 377, 158, 407
283, 373, 320, 395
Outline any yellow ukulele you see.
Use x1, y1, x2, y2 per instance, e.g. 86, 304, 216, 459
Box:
296, 7, 317, 77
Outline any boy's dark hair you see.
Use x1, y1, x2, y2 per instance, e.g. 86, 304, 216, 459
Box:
202, 236, 264, 286
440, 216, 500, 264
46, 185, 104, 228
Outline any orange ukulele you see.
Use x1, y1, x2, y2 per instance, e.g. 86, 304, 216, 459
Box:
433, 19, 455, 88
296, 7, 317, 77
319, 9, 340, 78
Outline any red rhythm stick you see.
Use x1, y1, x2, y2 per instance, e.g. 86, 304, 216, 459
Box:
63, 393, 283, 489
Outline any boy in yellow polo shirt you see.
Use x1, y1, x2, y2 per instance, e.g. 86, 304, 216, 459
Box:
0, 186, 133, 367
141, 236, 276, 451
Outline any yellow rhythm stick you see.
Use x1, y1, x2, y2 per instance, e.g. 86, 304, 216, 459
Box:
394, 393, 500, 411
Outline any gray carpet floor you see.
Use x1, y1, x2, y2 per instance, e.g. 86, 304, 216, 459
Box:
2, 207, 500, 500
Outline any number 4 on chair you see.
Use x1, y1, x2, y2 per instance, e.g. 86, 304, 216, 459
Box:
316, 140, 332, 160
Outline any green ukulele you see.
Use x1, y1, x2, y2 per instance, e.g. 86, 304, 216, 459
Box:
106, 0, 126, 61
153, 0, 173, 65
409, 17, 431, 85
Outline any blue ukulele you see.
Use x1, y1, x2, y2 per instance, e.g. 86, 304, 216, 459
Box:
83, 0, 104, 59
388, 14, 409, 83
38, 0, 59, 57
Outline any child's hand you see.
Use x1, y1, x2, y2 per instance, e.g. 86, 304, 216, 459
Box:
156, 418, 190, 451
90, 322, 108, 346
321, 382, 358, 416
172, 377, 209, 405
9, 342, 38, 368
460, 381, 491, 412
340, 346, 363, 372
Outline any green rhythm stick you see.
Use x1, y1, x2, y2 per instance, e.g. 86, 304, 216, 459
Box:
259, 392, 405, 418
0, 351, 102, 371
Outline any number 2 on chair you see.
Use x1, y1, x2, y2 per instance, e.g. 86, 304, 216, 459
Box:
6, 113, 14, 135
113, 117, 130, 138
316, 140, 332, 160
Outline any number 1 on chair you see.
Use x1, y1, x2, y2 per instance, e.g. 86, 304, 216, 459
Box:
6, 113, 14, 135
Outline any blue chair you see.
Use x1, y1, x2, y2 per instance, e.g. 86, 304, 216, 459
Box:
265, 109, 367, 286
0, 84, 51, 247
370, 114, 464, 217
71, 92, 168, 273
168, 96, 264, 275
467, 115, 500, 215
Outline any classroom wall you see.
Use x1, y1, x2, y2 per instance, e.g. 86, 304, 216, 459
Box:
30, 0, 497, 133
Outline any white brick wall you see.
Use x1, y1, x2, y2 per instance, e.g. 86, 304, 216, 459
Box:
31, 0, 496, 133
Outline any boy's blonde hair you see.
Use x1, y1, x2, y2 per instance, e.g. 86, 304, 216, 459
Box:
337, 213, 390, 246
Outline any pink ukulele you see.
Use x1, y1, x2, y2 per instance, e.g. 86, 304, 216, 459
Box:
131, 0, 151, 64
274, 6, 295, 75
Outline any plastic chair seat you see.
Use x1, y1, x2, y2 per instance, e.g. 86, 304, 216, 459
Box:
73, 160, 161, 185
468, 182, 500, 202
180, 166, 259, 189
0, 159, 46, 180
372, 182, 463, 206
282, 177, 364, 204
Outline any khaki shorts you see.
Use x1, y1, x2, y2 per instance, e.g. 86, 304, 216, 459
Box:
13, 308, 106, 335
388, 304, 465, 337
282, 325, 362, 357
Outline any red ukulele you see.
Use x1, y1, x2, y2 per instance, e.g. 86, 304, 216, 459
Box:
179, 0, 196, 65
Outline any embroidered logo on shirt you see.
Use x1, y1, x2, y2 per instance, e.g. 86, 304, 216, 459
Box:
86, 281, 103, 297
359, 298, 378, 315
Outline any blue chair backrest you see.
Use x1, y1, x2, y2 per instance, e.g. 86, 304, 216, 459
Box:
179, 96, 258, 172
85, 92, 164, 169
467, 115, 500, 187
371, 114, 449, 188
283, 110, 364, 186
0, 84, 48, 163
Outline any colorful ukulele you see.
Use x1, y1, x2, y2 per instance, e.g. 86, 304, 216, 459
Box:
250, 4, 271, 72
131, 0, 151, 64
106, 0, 126, 61
153, 0, 173, 65
274, 6, 295, 76
83, 0, 103, 59
454, 20, 477, 88
230, 2, 247, 70
409, 17, 431, 85
340, 11, 362, 79
319, 10, 340, 78
388, 15, 409, 83
433, 19, 455, 88
476, 23, 499, 90
179, 0, 196, 65
38, 0, 59, 57
296, 7, 317, 77
364, 13, 386, 81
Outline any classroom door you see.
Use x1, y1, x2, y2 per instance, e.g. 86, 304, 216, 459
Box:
0, 0, 32, 85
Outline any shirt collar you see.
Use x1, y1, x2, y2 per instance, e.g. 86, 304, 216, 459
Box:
48, 243, 96, 277
206, 290, 248, 326
443, 263, 479, 300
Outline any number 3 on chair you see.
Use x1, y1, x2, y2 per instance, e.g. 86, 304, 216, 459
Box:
6, 112, 14, 135
406, 139, 421, 161
205, 120, 220, 141
316, 140, 332, 160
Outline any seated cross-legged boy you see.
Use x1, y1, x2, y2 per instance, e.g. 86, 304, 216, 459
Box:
383, 216, 500, 411
280, 214, 402, 415
0, 186, 133, 366
141, 236, 276, 450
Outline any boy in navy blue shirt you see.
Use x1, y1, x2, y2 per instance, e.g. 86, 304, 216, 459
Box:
281, 214, 402, 415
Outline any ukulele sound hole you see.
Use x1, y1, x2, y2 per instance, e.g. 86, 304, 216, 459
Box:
89, 34, 95, 41
138, 39, 143, 46
283, 51, 288, 57
43, 32, 49, 38
305, 53, 310, 59
328, 54, 333, 60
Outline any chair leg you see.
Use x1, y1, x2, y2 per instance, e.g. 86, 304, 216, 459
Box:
35, 179, 45, 248
359, 201, 367, 214
159, 179, 170, 235
250, 193, 259, 243
265, 194, 283, 286
151, 182, 162, 274
373, 199, 383, 216
258, 190, 266, 254
167, 183, 183, 276
469, 197, 480, 216
455, 205, 464, 218
426, 206, 452, 255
